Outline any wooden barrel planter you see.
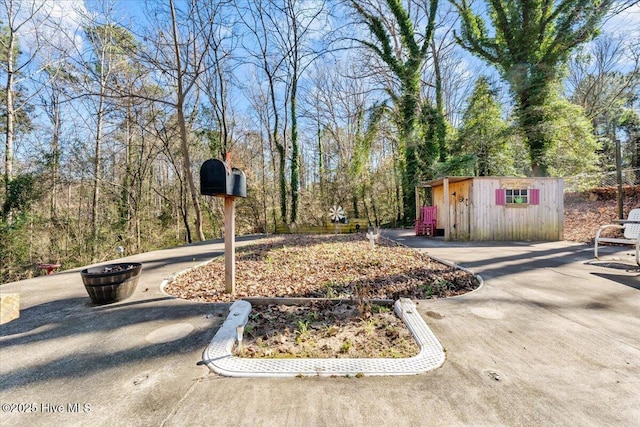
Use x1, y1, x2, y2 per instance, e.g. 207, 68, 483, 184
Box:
81, 263, 142, 305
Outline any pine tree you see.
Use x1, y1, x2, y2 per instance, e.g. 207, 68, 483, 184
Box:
454, 77, 513, 176
350, 0, 440, 223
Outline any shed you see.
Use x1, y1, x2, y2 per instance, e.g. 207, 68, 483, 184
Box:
416, 176, 564, 241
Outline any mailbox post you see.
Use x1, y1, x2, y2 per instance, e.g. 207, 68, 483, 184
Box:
224, 196, 235, 293
200, 157, 247, 294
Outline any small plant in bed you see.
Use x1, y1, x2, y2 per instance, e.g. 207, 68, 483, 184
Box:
234, 300, 420, 359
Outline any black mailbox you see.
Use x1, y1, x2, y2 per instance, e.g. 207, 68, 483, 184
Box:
200, 159, 247, 198
229, 168, 246, 198
200, 159, 228, 196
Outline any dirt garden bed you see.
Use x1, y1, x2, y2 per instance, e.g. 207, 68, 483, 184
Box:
164, 234, 479, 359
235, 300, 420, 359
165, 234, 478, 302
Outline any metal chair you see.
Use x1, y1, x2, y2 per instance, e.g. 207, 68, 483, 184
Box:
594, 208, 640, 265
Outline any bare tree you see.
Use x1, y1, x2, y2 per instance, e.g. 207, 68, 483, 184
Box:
0, 0, 50, 191
238, 0, 289, 223
305, 61, 370, 213
153, 109, 194, 244
198, 0, 237, 159
76, 20, 138, 260
566, 34, 640, 172
274, 0, 329, 223
134, 0, 218, 242
567, 35, 640, 123
39, 65, 73, 217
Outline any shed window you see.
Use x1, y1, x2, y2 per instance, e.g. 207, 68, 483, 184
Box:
506, 189, 528, 204
495, 188, 540, 205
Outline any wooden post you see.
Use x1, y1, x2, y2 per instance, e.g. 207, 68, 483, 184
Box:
224, 196, 235, 294
615, 133, 623, 220
443, 178, 450, 241
415, 185, 420, 223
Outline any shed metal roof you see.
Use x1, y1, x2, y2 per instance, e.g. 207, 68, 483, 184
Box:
417, 176, 473, 188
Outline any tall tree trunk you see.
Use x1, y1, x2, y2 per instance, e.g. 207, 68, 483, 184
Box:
352, 195, 359, 218
267, 128, 279, 229
176, 105, 203, 242
633, 134, 640, 184
51, 92, 60, 218
431, 39, 446, 162
121, 100, 135, 251
121, 103, 130, 234
170, 0, 205, 242
515, 68, 554, 176
317, 122, 324, 208
289, 9, 300, 224
179, 177, 191, 243
91, 93, 105, 261
268, 69, 287, 223
370, 192, 379, 227
392, 140, 402, 224
261, 133, 268, 233
290, 74, 299, 223
276, 144, 287, 223
400, 77, 421, 224
3, 27, 15, 191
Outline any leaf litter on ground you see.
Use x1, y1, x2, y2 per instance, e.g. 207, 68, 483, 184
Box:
165, 233, 480, 359
165, 234, 478, 303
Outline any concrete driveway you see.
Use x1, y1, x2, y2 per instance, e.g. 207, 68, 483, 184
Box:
1, 232, 638, 426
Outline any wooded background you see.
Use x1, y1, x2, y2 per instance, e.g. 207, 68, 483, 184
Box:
1, 0, 639, 282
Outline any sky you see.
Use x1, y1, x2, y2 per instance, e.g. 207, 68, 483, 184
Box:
603, 1, 640, 38
3, 0, 639, 128
2, 0, 639, 170
7, 0, 640, 74
23, 0, 640, 52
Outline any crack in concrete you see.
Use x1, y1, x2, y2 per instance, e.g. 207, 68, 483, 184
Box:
160, 373, 207, 426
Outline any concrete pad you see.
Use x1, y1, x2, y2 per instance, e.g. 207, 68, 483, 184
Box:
1, 233, 639, 426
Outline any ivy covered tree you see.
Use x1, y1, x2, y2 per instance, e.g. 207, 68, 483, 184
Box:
350, 0, 440, 223
0, 173, 41, 282
451, 0, 618, 176
349, 102, 386, 221
542, 95, 600, 177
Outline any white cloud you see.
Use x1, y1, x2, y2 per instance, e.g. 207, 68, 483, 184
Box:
603, 2, 640, 39
6, 0, 87, 65
40, 1, 87, 58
